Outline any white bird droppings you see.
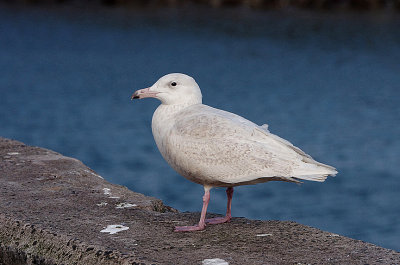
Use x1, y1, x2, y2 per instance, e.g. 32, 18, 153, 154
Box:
7, 152, 20, 155
103, 188, 111, 195
202, 258, 229, 265
116, 203, 137, 209
97, 202, 108, 206
102, 188, 120, 199
84, 169, 104, 179
100, 225, 129, 234
256, 233, 272, 237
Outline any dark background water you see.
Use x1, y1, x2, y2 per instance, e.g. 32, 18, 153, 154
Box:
1, 4, 399, 251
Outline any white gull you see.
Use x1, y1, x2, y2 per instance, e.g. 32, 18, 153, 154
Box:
132, 73, 337, 232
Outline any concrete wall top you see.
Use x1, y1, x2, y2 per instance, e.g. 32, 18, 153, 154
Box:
0, 137, 399, 264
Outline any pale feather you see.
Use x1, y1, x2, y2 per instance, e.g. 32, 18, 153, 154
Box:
152, 104, 337, 187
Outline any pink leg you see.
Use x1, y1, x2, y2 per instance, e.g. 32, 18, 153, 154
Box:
205, 187, 233, 225
174, 187, 211, 232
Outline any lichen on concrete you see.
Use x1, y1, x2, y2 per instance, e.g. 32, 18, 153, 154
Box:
0, 137, 399, 264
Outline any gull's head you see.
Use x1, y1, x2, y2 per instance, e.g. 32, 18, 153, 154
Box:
132, 73, 202, 105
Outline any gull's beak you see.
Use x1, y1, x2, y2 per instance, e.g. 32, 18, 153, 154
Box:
131, 86, 158, 100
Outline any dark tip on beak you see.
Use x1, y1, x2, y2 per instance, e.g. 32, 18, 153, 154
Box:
131, 91, 140, 100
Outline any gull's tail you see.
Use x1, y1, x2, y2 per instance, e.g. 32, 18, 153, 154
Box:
292, 161, 338, 182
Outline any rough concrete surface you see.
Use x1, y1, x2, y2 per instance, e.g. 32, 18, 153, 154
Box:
0, 137, 399, 265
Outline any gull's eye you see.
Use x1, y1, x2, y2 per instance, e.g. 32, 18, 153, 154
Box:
171, 82, 177, 87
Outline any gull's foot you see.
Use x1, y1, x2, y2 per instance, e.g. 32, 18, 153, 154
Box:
205, 216, 231, 225
174, 224, 205, 232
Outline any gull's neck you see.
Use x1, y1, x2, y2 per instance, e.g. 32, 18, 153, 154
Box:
151, 102, 201, 147
153, 102, 200, 122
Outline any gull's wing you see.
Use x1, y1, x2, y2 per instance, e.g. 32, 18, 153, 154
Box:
166, 104, 337, 186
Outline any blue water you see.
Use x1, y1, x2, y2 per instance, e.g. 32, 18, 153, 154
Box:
1, 5, 399, 251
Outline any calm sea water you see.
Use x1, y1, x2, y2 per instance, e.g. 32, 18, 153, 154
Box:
0, 5, 399, 251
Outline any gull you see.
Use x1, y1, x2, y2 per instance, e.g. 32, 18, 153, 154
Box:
131, 73, 337, 232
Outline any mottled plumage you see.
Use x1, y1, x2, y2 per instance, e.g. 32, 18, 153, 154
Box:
132, 73, 337, 232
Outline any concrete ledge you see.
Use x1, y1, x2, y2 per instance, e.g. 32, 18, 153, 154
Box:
1, 137, 399, 264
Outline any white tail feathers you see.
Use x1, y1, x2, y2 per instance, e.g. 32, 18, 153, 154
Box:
293, 163, 338, 182
294, 173, 330, 182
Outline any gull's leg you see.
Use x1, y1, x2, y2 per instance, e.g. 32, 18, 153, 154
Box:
205, 187, 233, 225
174, 186, 211, 232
